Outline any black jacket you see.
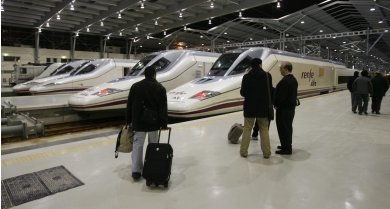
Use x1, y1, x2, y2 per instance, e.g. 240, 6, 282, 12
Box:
127, 77, 168, 132
371, 75, 390, 97
274, 74, 298, 110
347, 75, 359, 92
240, 67, 273, 118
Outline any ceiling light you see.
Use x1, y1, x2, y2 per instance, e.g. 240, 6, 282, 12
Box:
75, 32, 79, 37
210, 1, 214, 8
158, 42, 161, 45
378, 19, 383, 23
201, 43, 204, 46
57, 14, 61, 20
46, 22, 50, 27
200, 35, 203, 38
100, 21, 104, 27
1, 5, 4, 12
70, 3, 74, 11
224, 32, 227, 35
239, 11, 242, 18
263, 26, 267, 30
184, 25, 187, 30
343, 41, 346, 43
119, 31, 122, 36
370, 7, 375, 11
141, 2, 144, 9
227, 40, 230, 43
277, 1, 281, 8
164, 30, 166, 35
179, 11, 183, 18
385, 29, 389, 32
140, 45, 143, 48
249, 37, 253, 40
135, 26, 139, 31
209, 19, 212, 24
38, 28, 42, 33
107, 36, 110, 40
155, 19, 158, 25
86, 27, 90, 32
147, 35, 150, 39
300, 21, 305, 24
118, 13, 122, 19
319, 29, 323, 33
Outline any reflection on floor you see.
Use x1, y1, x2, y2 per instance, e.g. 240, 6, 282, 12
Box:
2, 91, 390, 209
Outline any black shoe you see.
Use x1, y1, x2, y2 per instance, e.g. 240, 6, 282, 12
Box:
376, 112, 380, 114
352, 110, 357, 114
277, 145, 282, 150
132, 172, 142, 181
358, 112, 362, 115
371, 110, 375, 114
275, 150, 292, 155
364, 112, 368, 115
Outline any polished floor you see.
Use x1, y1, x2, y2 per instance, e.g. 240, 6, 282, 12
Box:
2, 90, 390, 209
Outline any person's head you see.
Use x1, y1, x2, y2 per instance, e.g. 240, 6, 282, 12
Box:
250, 58, 262, 69
280, 61, 292, 76
353, 71, 359, 77
144, 66, 156, 79
361, 70, 368, 77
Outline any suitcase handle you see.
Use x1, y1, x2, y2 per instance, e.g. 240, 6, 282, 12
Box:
158, 127, 172, 144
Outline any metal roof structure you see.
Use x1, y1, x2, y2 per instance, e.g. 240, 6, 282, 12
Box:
1, 0, 390, 71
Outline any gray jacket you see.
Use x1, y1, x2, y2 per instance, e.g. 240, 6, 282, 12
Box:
352, 76, 373, 94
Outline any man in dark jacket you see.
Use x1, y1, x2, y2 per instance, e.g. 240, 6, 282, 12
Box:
239, 58, 273, 159
274, 61, 298, 155
371, 71, 389, 114
127, 66, 168, 180
352, 70, 373, 115
347, 71, 359, 113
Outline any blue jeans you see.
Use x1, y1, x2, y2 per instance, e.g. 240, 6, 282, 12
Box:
131, 131, 158, 173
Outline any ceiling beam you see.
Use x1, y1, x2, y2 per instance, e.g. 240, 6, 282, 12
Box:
35, 0, 74, 28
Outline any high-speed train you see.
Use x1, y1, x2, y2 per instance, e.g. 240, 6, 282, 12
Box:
34, 63, 65, 79
12, 60, 88, 94
29, 59, 139, 95
167, 47, 356, 118
68, 50, 221, 111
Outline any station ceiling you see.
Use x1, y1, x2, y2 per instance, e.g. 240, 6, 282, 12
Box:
1, 0, 390, 71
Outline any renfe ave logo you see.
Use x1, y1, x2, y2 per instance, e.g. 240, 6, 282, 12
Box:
301, 69, 317, 86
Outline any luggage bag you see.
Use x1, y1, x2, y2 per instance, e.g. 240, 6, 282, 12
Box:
228, 123, 243, 144
142, 127, 173, 188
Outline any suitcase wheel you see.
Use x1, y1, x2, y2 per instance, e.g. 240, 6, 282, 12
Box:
164, 181, 168, 188
115, 152, 118, 158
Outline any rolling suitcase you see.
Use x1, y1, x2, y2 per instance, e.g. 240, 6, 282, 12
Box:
228, 123, 243, 144
142, 127, 173, 188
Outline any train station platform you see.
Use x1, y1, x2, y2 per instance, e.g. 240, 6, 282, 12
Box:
2, 90, 390, 209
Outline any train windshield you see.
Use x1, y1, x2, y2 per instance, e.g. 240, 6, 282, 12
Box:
228, 56, 252, 75
208, 53, 240, 76
127, 55, 157, 76
72, 64, 98, 75
139, 57, 171, 75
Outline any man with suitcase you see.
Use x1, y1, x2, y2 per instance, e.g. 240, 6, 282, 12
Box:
127, 66, 168, 181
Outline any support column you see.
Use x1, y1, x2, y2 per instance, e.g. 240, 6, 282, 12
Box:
70, 35, 76, 60
34, 30, 40, 63
99, 37, 104, 58
127, 40, 133, 59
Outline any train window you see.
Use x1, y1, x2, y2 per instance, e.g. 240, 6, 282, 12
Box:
229, 57, 251, 75
128, 55, 157, 76
74, 64, 97, 75
51, 66, 73, 75
208, 53, 240, 76
19, 68, 27, 74
123, 67, 130, 76
149, 58, 170, 73
2, 56, 20, 62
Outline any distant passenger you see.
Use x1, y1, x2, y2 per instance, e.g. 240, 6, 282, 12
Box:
239, 58, 273, 159
370, 71, 389, 114
274, 61, 298, 155
352, 70, 373, 115
347, 71, 359, 113
126, 66, 168, 181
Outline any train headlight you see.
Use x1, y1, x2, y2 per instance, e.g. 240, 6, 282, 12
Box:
92, 88, 123, 97
190, 90, 221, 100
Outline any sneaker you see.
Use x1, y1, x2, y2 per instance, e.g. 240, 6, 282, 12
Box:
263, 155, 270, 159
132, 172, 142, 181
251, 136, 258, 140
240, 153, 248, 158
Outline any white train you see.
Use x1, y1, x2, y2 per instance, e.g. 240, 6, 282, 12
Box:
10, 64, 49, 86
167, 47, 356, 118
29, 59, 139, 95
68, 50, 221, 111
12, 60, 89, 94
34, 63, 65, 79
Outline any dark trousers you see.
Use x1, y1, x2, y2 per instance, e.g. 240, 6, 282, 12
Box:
356, 94, 369, 113
351, 92, 358, 111
371, 95, 383, 113
276, 108, 295, 152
